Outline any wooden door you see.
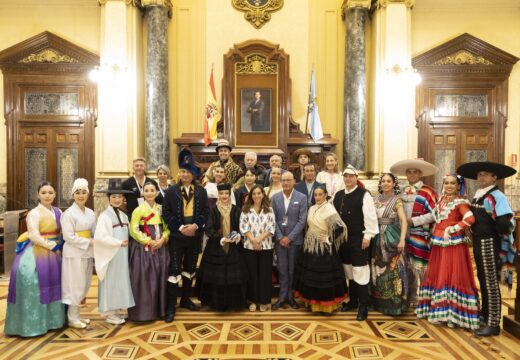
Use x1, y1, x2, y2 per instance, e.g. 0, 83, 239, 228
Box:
19, 126, 86, 209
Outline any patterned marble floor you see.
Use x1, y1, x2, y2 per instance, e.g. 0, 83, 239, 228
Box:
0, 276, 519, 360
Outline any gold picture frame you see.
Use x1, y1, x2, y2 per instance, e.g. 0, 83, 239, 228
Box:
232, 0, 284, 29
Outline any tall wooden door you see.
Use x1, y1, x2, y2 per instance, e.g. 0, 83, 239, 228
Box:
0, 31, 99, 210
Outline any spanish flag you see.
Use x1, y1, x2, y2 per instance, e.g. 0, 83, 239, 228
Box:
204, 67, 221, 146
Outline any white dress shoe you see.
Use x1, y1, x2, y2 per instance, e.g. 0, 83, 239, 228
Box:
105, 315, 125, 325
68, 320, 87, 329
80, 318, 91, 325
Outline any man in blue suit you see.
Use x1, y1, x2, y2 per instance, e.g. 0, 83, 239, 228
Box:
271, 171, 308, 310
294, 163, 322, 208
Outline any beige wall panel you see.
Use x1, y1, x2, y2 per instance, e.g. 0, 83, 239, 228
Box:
0, 2, 100, 184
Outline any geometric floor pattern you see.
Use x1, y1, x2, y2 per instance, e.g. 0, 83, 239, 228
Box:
1, 276, 519, 360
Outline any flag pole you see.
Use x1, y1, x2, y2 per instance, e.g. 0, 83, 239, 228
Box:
305, 65, 313, 135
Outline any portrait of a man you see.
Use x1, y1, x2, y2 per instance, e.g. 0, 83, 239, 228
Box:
240, 88, 271, 133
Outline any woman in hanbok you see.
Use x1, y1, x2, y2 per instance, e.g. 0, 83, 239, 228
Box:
5, 182, 65, 336
415, 174, 479, 329
234, 167, 256, 210
369, 173, 411, 315
61, 178, 96, 329
264, 166, 283, 201
128, 181, 170, 321
198, 183, 247, 310
155, 164, 172, 205
316, 153, 344, 203
293, 185, 348, 313
94, 179, 135, 325
240, 185, 276, 312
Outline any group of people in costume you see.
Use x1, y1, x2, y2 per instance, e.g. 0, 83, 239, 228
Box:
4, 139, 516, 339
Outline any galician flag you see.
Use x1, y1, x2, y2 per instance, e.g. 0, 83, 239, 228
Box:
204, 67, 221, 146
306, 65, 323, 142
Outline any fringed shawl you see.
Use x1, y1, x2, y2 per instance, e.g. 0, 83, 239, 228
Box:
304, 202, 347, 255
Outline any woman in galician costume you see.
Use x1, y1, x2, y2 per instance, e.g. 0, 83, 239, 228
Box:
93, 179, 135, 325
5, 182, 65, 337
415, 174, 479, 329
293, 185, 348, 313
370, 173, 411, 315
128, 181, 170, 321
198, 183, 247, 310
61, 178, 96, 329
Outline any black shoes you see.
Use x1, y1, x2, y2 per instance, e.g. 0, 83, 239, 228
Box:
164, 311, 175, 323
475, 325, 500, 337
289, 298, 300, 309
180, 298, 201, 311
272, 300, 284, 310
341, 302, 357, 312
356, 305, 368, 321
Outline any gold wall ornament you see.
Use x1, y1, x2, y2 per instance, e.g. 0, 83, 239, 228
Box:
232, 0, 284, 29
342, 0, 372, 9
19, 49, 79, 64
433, 50, 494, 65
236, 54, 278, 74
377, 0, 415, 8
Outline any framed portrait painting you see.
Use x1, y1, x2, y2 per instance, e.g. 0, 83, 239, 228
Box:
240, 88, 272, 133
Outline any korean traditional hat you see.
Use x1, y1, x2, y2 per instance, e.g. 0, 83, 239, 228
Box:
390, 159, 438, 177
215, 139, 232, 153
97, 178, 133, 194
457, 161, 516, 180
292, 148, 315, 163
179, 148, 201, 177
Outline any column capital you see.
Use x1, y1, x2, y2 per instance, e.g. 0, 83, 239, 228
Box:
377, 0, 415, 9
139, 0, 173, 18
341, 0, 371, 20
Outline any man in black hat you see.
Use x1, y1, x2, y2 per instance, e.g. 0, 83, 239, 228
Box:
457, 161, 517, 337
162, 149, 209, 322
203, 140, 243, 186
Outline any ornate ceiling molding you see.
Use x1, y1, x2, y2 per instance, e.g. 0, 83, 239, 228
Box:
232, 0, 284, 29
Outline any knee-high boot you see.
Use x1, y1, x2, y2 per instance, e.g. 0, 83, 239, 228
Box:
180, 276, 200, 311
165, 283, 177, 323
356, 282, 369, 321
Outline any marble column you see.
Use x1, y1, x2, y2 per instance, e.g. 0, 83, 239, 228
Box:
143, 1, 171, 169
342, 0, 370, 171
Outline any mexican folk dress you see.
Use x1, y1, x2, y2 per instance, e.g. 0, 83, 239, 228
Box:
370, 196, 412, 315
93, 206, 135, 314
5, 204, 65, 337
415, 196, 479, 329
128, 201, 170, 321
293, 202, 348, 313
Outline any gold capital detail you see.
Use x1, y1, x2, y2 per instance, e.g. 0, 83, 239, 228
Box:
19, 49, 79, 64
232, 0, 284, 29
433, 50, 494, 65
342, 0, 372, 10
236, 54, 278, 75
378, 0, 415, 8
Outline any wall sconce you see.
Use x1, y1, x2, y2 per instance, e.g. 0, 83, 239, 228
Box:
88, 63, 128, 83
385, 64, 422, 85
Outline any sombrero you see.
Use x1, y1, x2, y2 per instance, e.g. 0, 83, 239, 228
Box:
292, 148, 315, 163
390, 159, 438, 177
457, 161, 516, 180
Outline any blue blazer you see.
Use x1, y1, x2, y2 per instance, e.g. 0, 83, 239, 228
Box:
294, 180, 323, 208
271, 190, 308, 246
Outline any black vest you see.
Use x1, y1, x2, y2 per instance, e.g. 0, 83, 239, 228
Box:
470, 186, 498, 239
335, 187, 366, 241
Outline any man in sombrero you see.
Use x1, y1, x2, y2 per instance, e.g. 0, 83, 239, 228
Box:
457, 161, 517, 337
290, 148, 314, 182
390, 159, 439, 306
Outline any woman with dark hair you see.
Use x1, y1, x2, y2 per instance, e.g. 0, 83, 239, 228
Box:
293, 185, 348, 313
234, 167, 257, 209
239, 184, 276, 312
414, 174, 479, 330
128, 181, 170, 321
198, 183, 247, 310
369, 173, 411, 315
5, 182, 65, 336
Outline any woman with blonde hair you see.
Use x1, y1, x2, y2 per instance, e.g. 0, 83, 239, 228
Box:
316, 153, 344, 203
155, 164, 171, 205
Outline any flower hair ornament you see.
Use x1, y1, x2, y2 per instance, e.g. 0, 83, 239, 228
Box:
442, 173, 466, 196
377, 173, 401, 195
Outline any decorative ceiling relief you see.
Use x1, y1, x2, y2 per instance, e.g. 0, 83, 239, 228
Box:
232, 0, 284, 29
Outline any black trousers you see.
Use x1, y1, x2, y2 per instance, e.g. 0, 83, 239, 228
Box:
473, 236, 501, 327
243, 248, 273, 305
169, 234, 201, 279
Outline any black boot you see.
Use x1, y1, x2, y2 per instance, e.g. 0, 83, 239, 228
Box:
356, 304, 368, 321
342, 281, 358, 312
180, 276, 200, 311
475, 325, 500, 337
165, 283, 177, 323
356, 282, 369, 321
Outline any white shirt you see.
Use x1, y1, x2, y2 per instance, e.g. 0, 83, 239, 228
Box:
283, 189, 294, 212
343, 186, 378, 240
473, 185, 495, 200
239, 207, 276, 250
